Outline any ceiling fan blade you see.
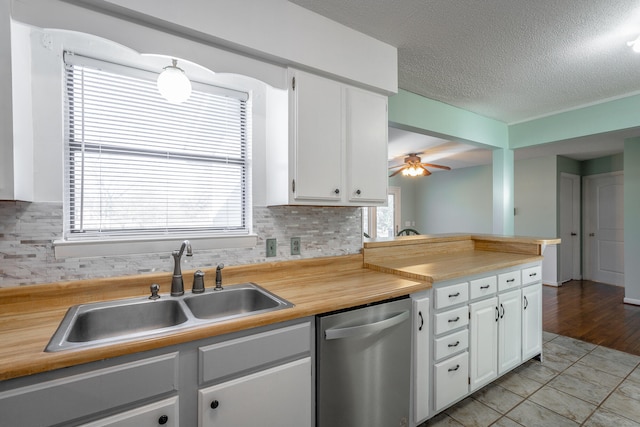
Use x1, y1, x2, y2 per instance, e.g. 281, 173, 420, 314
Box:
389, 167, 405, 177
418, 165, 432, 176
388, 164, 406, 170
421, 163, 451, 170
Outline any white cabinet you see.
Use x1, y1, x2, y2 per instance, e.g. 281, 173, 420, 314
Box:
469, 296, 498, 391
268, 68, 388, 206
434, 351, 469, 413
498, 289, 522, 374
412, 293, 430, 424
198, 358, 311, 427
522, 282, 543, 360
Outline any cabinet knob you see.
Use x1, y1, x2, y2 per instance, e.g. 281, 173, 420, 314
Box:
158, 415, 168, 425
211, 400, 220, 409
334, 188, 340, 194
356, 189, 361, 195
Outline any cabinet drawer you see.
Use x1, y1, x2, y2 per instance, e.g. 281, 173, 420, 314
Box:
434, 329, 468, 362
522, 265, 542, 285
435, 282, 469, 309
434, 306, 469, 335
0, 353, 178, 427
200, 321, 311, 384
498, 271, 521, 291
434, 351, 469, 412
469, 276, 497, 300
79, 396, 179, 427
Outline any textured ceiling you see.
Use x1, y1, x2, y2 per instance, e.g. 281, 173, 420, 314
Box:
291, 0, 640, 124
290, 0, 640, 167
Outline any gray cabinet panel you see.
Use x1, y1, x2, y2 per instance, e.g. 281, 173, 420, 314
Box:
0, 353, 178, 427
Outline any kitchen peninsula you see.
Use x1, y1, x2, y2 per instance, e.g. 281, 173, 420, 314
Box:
0, 234, 558, 426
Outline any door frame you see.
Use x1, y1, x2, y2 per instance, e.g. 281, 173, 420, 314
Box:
559, 172, 581, 283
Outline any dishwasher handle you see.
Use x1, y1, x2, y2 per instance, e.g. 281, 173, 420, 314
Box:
324, 310, 410, 340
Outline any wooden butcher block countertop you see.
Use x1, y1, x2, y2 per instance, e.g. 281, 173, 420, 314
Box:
0, 234, 559, 381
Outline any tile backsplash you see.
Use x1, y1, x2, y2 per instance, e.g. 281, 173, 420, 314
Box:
0, 201, 362, 287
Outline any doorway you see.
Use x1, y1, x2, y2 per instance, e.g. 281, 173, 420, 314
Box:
559, 173, 581, 283
583, 172, 624, 286
363, 186, 401, 238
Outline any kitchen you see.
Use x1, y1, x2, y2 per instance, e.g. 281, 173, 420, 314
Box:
1, 1, 640, 426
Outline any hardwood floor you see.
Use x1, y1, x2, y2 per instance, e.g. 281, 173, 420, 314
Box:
543, 279, 640, 356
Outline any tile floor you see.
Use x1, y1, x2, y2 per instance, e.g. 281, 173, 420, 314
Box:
420, 332, 640, 426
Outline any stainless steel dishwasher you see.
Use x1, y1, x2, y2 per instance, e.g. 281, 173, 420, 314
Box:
316, 297, 411, 427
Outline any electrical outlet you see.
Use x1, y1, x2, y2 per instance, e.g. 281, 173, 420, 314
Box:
266, 238, 277, 257
291, 237, 301, 255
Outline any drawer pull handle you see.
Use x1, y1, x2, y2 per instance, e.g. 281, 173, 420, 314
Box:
448, 364, 460, 372
529, 272, 537, 277
507, 278, 515, 283
500, 303, 505, 319
158, 415, 169, 425
449, 292, 461, 298
448, 316, 460, 323
448, 340, 460, 348
480, 285, 490, 289
211, 400, 220, 409
524, 295, 529, 310
418, 311, 424, 331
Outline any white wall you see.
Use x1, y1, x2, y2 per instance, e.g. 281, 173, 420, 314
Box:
414, 165, 493, 234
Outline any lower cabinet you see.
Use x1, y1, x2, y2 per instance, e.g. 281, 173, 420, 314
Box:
412, 292, 430, 424
522, 282, 543, 360
0, 318, 313, 427
415, 262, 543, 425
198, 358, 311, 427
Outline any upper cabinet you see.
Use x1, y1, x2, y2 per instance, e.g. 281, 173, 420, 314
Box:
266, 69, 388, 206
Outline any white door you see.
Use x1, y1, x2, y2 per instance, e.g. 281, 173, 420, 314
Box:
560, 173, 581, 283
583, 172, 624, 286
522, 283, 543, 360
498, 290, 522, 374
198, 358, 312, 427
469, 297, 498, 392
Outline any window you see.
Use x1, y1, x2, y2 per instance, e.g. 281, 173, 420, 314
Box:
363, 187, 401, 238
63, 53, 250, 240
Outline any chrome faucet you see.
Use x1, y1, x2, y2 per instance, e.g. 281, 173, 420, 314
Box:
171, 240, 193, 296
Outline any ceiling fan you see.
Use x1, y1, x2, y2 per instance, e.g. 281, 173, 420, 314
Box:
388, 153, 451, 177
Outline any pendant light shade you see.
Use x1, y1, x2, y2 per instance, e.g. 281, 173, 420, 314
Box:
157, 59, 192, 104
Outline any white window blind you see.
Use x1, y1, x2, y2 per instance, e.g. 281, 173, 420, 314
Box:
63, 53, 250, 239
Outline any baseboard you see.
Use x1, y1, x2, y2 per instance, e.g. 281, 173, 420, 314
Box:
623, 297, 640, 306
543, 281, 560, 287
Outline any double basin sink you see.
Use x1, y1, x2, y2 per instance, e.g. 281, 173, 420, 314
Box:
46, 283, 294, 352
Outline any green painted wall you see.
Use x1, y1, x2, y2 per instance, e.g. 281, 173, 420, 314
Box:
509, 95, 640, 148
581, 153, 624, 176
388, 90, 508, 149
624, 138, 640, 301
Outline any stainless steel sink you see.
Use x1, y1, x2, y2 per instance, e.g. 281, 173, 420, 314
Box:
46, 283, 293, 352
184, 283, 294, 321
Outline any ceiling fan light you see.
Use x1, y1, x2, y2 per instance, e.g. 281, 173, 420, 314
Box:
157, 59, 192, 104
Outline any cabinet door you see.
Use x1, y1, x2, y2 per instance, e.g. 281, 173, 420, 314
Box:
290, 70, 343, 202
522, 283, 543, 360
199, 357, 311, 427
498, 290, 522, 374
345, 86, 388, 204
412, 295, 430, 424
433, 351, 469, 412
469, 297, 498, 391
79, 397, 178, 427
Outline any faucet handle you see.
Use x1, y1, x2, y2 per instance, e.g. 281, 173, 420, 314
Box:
149, 284, 161, 300
192, 270, 205, 293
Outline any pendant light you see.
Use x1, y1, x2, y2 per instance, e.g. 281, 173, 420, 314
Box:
157, 59, 192, 104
